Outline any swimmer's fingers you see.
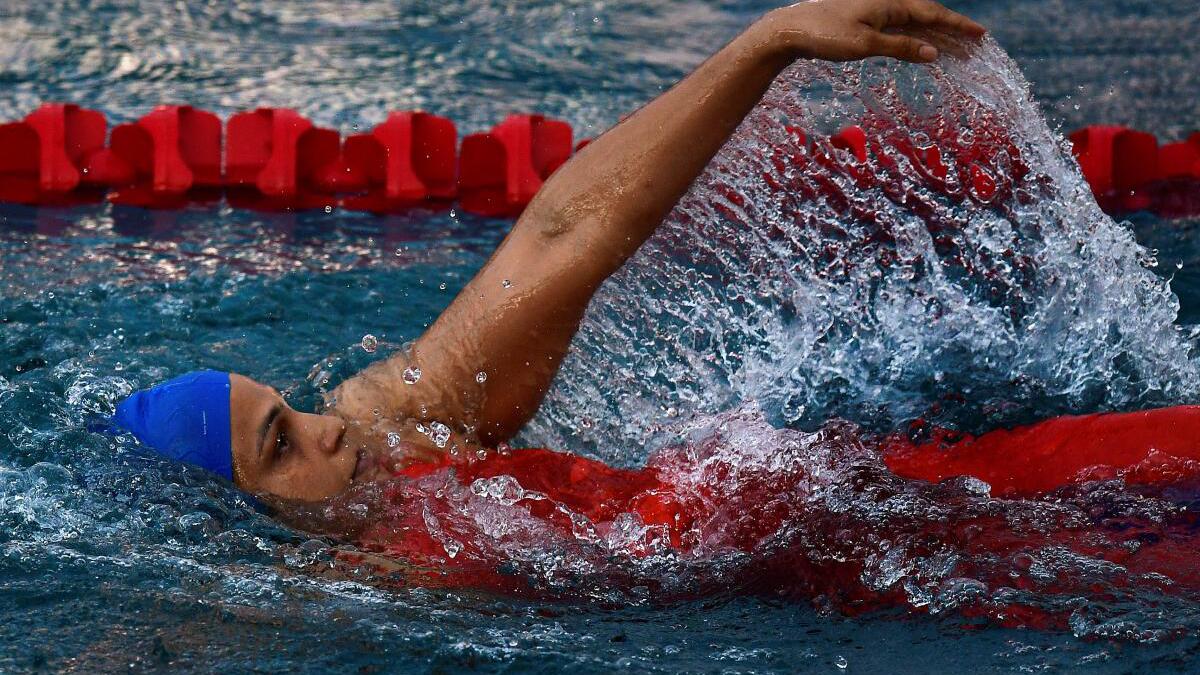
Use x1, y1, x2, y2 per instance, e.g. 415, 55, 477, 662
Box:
869, 31, 938, 63
903, 0, 986, 39
894, 26, 974, 60
757, 0, 983, 63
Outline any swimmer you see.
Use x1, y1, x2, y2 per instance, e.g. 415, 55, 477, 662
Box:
107, 0, 991, 503
108, 0, 1200, 518
103, 3, 1200, 612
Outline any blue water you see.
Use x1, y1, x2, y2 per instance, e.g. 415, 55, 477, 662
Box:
2, 0, 1200, 672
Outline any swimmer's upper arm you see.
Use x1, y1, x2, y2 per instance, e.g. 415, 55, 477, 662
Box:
330, 217, 606, 444
398, 209, 616, 444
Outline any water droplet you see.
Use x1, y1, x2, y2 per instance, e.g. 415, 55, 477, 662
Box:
428, 421, 452, 448
835, 656, 848, 670
439, 282, 447, 290
360, 334, 378, 353
415, 422, 427, 434
402, 366, 422, 384
475, 371, 488, 383
324, 205, 332, 213
501, 279, 512, 289
497, 442, 512, 456
475, 448, 488, 460
387, 432, 401, 448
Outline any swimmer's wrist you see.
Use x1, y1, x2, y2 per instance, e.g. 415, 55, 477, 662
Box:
747, 9, 811, 67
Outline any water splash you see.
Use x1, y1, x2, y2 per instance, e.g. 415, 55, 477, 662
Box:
526, 38, 1200, 463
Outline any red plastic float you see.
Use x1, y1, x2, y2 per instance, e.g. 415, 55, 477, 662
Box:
830, 125, 868, 162
0, 121, 42, 204
336, 111, 458, 213
1068, 125, 1200, 215
106, 105, 222, 208
0, 103, 112, 205
224, 108, 340, 210
1156, 133, 1200, 181
458, 113, 573, 216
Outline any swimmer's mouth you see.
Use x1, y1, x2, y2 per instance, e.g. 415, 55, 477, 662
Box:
352, 447, 370, 482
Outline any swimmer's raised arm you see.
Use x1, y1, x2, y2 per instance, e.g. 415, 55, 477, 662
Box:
333, 0, 985, 446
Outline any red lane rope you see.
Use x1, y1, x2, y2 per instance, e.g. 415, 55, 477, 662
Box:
0, 102, 1196, 218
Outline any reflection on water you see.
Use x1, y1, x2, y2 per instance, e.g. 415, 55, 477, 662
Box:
0, 203, 506, 290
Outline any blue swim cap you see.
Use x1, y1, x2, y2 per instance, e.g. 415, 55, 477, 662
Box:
109, 370, 234, 480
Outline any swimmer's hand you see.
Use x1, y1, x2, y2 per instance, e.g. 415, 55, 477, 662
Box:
757, 0, 986, 64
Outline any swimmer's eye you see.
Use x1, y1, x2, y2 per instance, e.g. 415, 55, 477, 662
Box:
275, 430, 290, 458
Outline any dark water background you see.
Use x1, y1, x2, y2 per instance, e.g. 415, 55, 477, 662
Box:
1, 0, 1199, 672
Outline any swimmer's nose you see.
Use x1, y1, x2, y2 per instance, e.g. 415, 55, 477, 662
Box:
297, 412, 345, 456
317, 414, 346, 455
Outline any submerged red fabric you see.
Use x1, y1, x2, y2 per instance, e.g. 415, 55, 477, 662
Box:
350, 406, 1200, 612
391, 447, 692, 547
882, 405, 1200, 496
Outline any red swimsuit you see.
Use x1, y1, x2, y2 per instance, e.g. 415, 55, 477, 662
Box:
348, 406, 1200, 620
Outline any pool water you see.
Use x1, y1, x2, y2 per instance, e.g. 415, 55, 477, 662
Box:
3, 0, 1200, 672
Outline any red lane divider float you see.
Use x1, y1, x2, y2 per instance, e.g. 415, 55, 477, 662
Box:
107, 105, 222, 208
336, 111, 458, 213
0, 102, 1197, 219
1069, 125, 1200, 217
0, 103, 576, 217
0, 103, 111, 205
224, 107, 340, 210
459, 113, 572, 217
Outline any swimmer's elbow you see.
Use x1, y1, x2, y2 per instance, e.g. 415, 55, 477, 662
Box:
519, 194, 585, 243
520, 166, 620, 243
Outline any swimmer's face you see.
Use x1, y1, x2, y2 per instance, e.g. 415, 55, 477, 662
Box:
228, 374, 369, 502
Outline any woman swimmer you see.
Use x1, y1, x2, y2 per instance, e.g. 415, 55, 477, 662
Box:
110, 0, 989, 501
106, 0, 1200, 587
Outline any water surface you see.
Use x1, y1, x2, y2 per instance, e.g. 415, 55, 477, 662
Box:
2, 1, 1200, 672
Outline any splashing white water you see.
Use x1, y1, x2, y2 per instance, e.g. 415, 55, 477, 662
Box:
525, 38, 1200, 463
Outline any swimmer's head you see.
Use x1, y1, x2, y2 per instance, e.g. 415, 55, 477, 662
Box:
111, 370, 234, 479
110, 371, 374, 502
